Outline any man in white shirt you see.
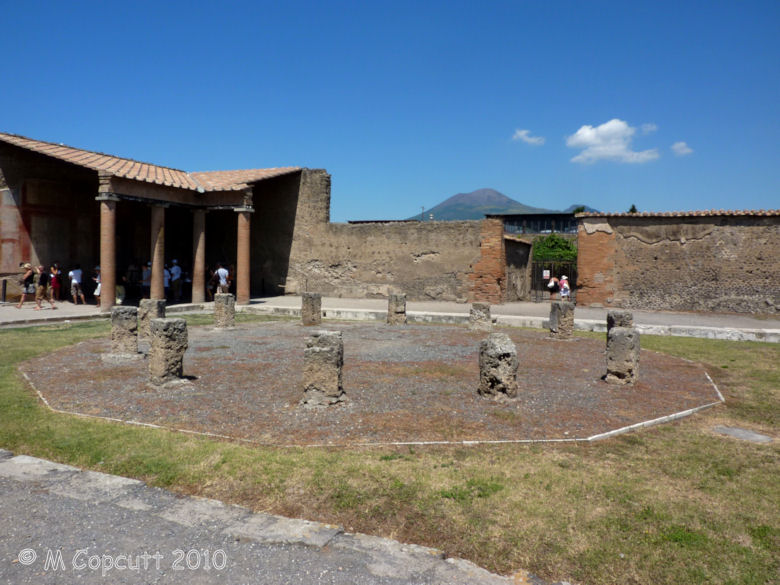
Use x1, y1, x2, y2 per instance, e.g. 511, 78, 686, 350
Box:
215, 262, 229, 294
68, 264, 86, 304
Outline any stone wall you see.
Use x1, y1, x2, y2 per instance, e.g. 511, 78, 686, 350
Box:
577, 213, 780, 314
282, 170, 499, 302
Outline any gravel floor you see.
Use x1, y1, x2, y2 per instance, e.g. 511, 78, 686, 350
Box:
21, 321, 721, 445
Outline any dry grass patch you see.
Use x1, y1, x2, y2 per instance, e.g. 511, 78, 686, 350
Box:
0, 321, 777, 584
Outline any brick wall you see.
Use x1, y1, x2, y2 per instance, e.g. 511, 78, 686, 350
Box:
577, 214, 780, 314
468, 218, 506, 303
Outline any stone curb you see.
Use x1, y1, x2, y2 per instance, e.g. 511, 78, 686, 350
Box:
0, 312, 109, 329
0, 453, 513, 584
243, 304, 780, 343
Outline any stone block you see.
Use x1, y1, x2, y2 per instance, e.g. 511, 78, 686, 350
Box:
214, 293, 236, 328
549, 301, 575, 339
605, 326, 640, 385
110, 306, 138, 354
607, 309, 633, 332
387, 294, 407, 325
478, 332, 518, 400
148, 318, 188, 385
301, 292, 322, 326
138, 299, 166, 342
302, 330, 344, 406
469, 302, 492, 332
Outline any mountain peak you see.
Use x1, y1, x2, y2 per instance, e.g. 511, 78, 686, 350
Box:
410, 188, 557, 221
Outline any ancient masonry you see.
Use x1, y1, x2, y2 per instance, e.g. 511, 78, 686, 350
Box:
110, 306, 138, 355
467, 218, 506, 304
387, 293, 407, 325
301, 292, 322, 326
138, 299, 166, 342
478, 332, 518, 400
605, 326, 640, 385
148, 318, 188, 386
302, 330, 345, 406
214, 293, 236, 328
469, 302, 492, 332
576, 211, 780, 314
549, 301, 575, 339
607, 309, 633, 333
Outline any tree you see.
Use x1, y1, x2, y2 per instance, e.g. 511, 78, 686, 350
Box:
628, 204, 638, 213
532, 233, 577, 261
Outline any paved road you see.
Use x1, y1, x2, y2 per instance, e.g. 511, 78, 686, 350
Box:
0, 451, 530, 585
3, 296, 778, 337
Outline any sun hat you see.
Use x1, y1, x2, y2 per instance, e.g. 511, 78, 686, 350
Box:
23, 262, 32, 269
561, 275, 568, 279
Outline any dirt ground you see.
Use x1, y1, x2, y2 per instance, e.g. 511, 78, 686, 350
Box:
21, 321, 722, 445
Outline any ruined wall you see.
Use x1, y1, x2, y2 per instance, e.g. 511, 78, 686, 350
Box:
577, 214, 780, 314
284, 170, 494, 301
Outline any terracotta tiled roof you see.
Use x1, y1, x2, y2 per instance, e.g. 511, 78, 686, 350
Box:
577, 210, 780, 218
190, 168, 301, 191
0, 132, 300, 192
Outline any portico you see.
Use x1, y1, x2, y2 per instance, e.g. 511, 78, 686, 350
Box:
0, 132, 302, 311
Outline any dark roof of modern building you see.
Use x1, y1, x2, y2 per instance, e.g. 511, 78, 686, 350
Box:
0, 132, 300, 192
576, 210, 780, 218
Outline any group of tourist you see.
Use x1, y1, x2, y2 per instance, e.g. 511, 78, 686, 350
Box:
547, 274, 571, 302
13, 256, 237, 309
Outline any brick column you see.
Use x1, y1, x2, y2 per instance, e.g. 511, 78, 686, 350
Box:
150, 204, 166, 300
191, 209, 206, 303
235, 205, 253, 305
96, 193, 119, 312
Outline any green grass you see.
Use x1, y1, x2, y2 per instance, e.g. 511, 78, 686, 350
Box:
0, 319, 777, 585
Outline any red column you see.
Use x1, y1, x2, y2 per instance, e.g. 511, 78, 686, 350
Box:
150, 204, 166, 300
97, 194, 119, 312
235, 207, 253, 305
191, 209, 206, 303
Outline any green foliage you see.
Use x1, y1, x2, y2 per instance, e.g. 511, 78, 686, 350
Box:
628, 204, 639, 213
532, 233, 577, 261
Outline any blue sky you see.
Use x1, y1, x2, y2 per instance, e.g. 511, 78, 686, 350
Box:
2, 1, 778, 221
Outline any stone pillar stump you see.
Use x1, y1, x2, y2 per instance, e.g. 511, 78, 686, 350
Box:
111, 306, 138, 354
214, 293, 236, 328
302, 330, 345, 406
302, 292, 322, 326
138, 299, 166, 342
387, 294, 407, 325
607, 310, 634, 333
148, 318, 188, 385
549, 301, 575, 339
469, 302, 492, 332
478, 332, 518, 400
606, 326, 640, 385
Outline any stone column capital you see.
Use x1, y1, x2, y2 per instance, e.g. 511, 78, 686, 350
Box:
234, 206, 254, 214
95, 193, 120, 203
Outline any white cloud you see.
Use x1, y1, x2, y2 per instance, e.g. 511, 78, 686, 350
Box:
671, 141, 693, 156
566, 118, 660, 164
512, 128, 545, 145
641, 123, 658, 134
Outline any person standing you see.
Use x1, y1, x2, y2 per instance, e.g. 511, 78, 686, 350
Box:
215, 262, 229, 294
16, 263, 35, 308
92, 266, 102, 306
170, 259, 182, 303
547, 275, 560, 304
68, 264, 87, 305
560, 275, 571, 302
35, 265, 57, 310
141, 261, 151, 299
50, 262, 62, 301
